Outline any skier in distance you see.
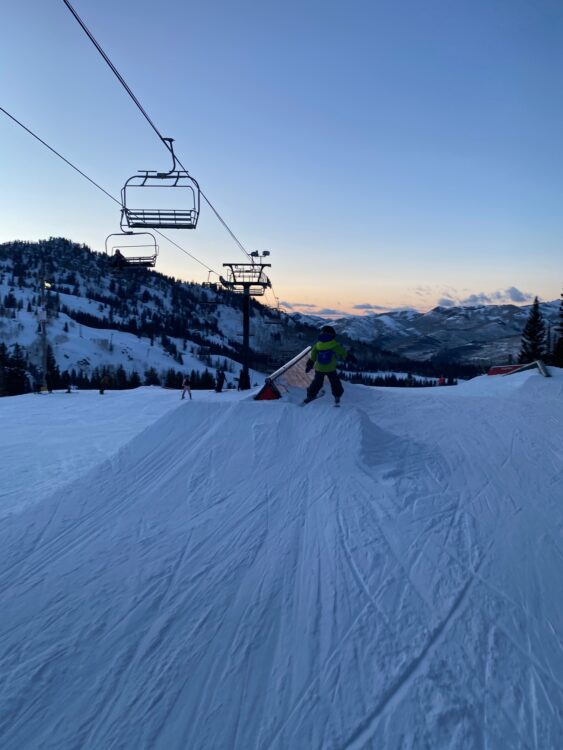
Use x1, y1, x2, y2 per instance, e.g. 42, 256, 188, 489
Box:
181, 374, 192, 400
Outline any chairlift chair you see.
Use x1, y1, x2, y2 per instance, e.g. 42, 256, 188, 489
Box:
202, 270, 221, 293
121, 138, 200, 231
219, 262, 272, 297
105, 231, 159, 269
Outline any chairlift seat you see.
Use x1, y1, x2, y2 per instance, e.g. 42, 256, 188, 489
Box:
121, 256, 156, 268
105, 231, 159, 270
123, 208, 198, 230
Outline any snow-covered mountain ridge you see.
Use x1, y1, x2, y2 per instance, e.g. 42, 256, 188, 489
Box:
299, 300, 559, 363
0, 238, 316, 388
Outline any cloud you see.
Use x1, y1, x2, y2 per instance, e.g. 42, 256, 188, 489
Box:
434, 286, 533, 309
503, 286, 533, 303
352, 303, 389, 311
461, 293, 492, 305
317, 308, 343, 316
437, 297, 457, 308
414, 285, 433, 297
282, 301, 318, 309
460, 287, 533, 306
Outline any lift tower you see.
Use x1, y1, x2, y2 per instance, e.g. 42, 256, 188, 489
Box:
220, 252, 271, 390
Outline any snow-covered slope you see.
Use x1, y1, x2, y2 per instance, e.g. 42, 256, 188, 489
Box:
1, 372, 563, 748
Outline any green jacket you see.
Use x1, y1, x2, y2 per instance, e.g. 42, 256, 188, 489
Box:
310, 337, 347, 373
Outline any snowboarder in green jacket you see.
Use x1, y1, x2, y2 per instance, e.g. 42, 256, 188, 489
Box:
303, 325, 349, 405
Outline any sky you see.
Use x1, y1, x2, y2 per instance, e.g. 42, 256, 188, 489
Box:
2, 373, 563, 747
2, 0, 563, 315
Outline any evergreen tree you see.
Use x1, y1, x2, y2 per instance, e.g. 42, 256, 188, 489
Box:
164, 368, 176, 388
518, 297, 547, 363
129, 371, 142, 389
0, 342, 7, 396
46, 345, 61, 389
200, 369, 215, 389
554, 290, 563, 367
3, 344, 30, 395
115, 364, 128, 389
144, 367, 160, 386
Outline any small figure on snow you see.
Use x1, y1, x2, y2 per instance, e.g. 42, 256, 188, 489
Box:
181, 374, 192, 400
215, 368, 226, 393
237, 367, 250, 391
99, 373, 110, 395
303, 325, 355, 405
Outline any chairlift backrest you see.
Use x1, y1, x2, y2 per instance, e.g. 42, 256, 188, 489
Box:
120, 139, 200, 231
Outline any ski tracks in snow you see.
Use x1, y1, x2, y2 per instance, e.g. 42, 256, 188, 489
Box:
2, 379, 563, 749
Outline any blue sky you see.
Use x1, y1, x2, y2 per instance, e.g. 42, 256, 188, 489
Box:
2, 0, 562, 315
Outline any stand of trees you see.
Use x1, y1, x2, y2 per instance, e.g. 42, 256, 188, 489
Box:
519, 293, 563, 367
50, 366, 217, 393
554, 291, 563, 367
0, 343, 219, 396
341, 372, 456, 387
519, 297, 547, 363
0, 342, 30, 396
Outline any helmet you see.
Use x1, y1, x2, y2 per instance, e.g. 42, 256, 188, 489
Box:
320, 325, 336, 337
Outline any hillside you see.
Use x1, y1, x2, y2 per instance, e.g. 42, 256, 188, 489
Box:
0, 238, 316, 390
1, 370, 562, 748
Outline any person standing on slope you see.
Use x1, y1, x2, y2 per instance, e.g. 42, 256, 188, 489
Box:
181, 374, 192, 400
215, 368, 226, 393
99, 372, 110, 395
303, 325, 352, 405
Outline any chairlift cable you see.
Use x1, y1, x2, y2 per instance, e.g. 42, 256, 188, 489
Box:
152, 229, 217, 275
199, 192, 251, 261
0, 105, 120, 207
61, 0, 166, 151
0, 105, 218, 275
62, 0, 253, 262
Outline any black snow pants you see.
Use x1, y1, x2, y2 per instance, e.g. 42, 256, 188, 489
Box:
307, 370, 344, 401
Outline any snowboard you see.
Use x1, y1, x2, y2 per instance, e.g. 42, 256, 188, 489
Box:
300, 389, 326, 406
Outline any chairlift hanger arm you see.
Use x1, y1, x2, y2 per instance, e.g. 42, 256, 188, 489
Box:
161, 137, 178, 174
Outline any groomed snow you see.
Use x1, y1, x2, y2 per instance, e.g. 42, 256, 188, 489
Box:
1, 371, 563, 749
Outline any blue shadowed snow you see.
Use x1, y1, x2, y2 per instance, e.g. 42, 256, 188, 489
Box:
1, 372, 563, 748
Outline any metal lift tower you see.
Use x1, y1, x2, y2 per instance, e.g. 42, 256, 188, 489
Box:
220, 252, 271, 390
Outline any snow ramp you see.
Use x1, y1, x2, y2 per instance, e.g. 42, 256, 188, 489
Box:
1, 372, 563, 749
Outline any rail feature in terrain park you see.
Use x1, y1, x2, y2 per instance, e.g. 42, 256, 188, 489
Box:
255, 346, 313, 400
488, 359, 551, 377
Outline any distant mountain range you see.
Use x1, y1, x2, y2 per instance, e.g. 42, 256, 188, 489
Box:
296, 301, 560, 364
